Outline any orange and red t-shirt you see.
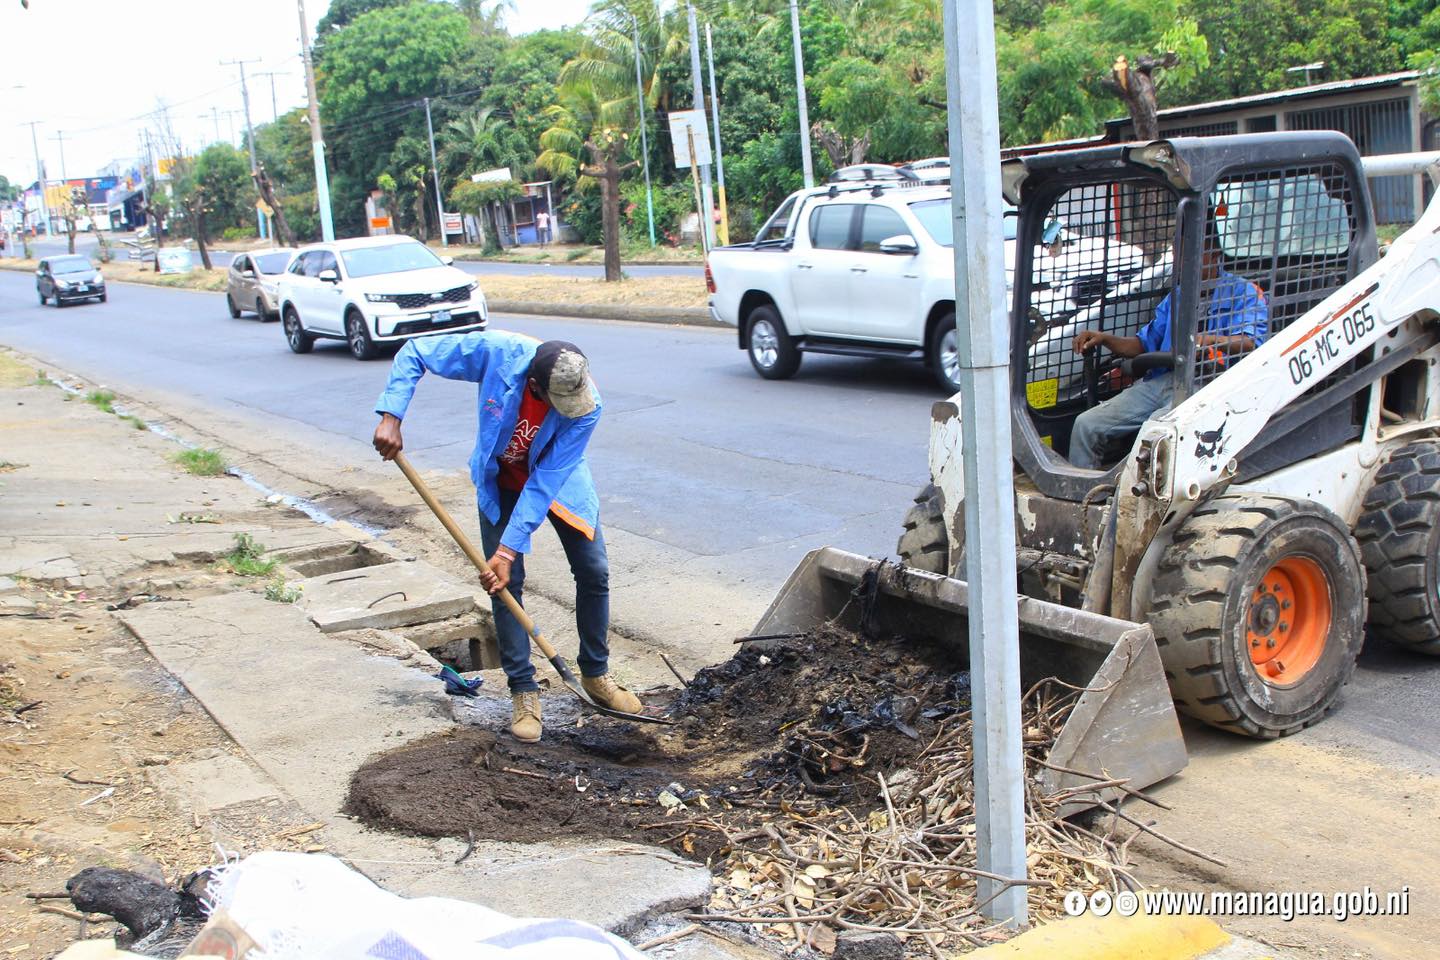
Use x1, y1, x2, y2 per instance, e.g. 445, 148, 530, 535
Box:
497, 388, 551, 492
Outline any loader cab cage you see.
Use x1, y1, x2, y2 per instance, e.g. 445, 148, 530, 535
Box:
1007, 133, 1377, 502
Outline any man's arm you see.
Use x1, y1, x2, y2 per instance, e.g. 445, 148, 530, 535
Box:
1072, 329, 1145, 357
372, 334, 496, 460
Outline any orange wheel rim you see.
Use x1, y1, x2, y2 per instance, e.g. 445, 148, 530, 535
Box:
1247, 555, 1331, 685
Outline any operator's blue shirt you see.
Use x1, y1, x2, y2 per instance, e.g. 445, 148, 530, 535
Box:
374, 331, 601, 554
1138, 271, 1269, 378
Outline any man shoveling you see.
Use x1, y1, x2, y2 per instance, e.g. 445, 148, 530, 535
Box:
373, 332, 644, 742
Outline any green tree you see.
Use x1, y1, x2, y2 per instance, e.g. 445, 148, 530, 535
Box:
193, 143, 256, 236
440, 106, 531, 185
0, 175, 17, 202
450, 177, 523, 252
318, 3, 470, 124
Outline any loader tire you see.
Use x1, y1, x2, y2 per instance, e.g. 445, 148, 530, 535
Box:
897, 484, 949, 574
1148, 494, 1365, 738
1356, 441, 1440, 654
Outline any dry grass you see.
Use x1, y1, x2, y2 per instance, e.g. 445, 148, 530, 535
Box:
0, 351, 37, 388
482, 274, 707, 309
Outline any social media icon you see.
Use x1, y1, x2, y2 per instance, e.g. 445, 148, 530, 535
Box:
1064, 890, 1087, 916
1116, 891, 1140, 917
1089, 890, 1113, 917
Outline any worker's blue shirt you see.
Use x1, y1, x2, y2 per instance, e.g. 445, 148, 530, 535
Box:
374, 331, 601, 554
1137, 271, 1269, 378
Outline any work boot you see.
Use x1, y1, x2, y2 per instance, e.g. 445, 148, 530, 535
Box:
510, 691, 542, 743
582, 674, 643, 714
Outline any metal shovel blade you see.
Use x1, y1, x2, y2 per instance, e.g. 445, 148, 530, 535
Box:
751, 547, 1187, 813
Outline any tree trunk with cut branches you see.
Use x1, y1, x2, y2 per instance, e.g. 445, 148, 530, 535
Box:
582, 143, 637, 283
1104, 53, 1177, 142
253, 164, 294, 246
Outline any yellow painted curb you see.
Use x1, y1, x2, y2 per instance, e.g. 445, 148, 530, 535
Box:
967, 913, 1229, 959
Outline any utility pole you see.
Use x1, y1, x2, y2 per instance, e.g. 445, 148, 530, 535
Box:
297, 0, 335, 241
685, 2, 714, 249
206, 108, 222, 145
257, 70, 286, 122
941, 0, 1027, 927
704, 23, 729, 246
50, 130, 69, 183
423, 97, 447, 248
22, 121, 49, 236
222, 58, 266, 240
788, 0, 814, 189
632, 16, 656, 247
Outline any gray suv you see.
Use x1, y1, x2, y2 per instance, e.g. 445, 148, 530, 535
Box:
227, 249, 296, 320
37, 255, 106, 307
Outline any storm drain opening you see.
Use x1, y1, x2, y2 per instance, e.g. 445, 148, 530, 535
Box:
284, 542, 398, 579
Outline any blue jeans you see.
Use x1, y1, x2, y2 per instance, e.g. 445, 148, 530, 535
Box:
1068, 375, 1173, 470
479, 488, 610, 693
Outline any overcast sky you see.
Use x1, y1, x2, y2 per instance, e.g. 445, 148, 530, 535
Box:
0, 0, 594, 188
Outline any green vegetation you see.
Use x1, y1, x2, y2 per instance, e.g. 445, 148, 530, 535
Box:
166, 0, 1436, 272
85, 389, 116, 414
120, 414, 148, 431
264, 575, 303, 603
224, 533, 278, 578
172, 448, 228, 477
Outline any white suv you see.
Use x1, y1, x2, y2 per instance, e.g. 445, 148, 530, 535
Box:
277, 235, 488, 360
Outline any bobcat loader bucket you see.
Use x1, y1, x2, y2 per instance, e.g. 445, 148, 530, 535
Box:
756, 547, 1187, 814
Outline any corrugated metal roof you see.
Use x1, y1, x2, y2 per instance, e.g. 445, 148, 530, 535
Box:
1119, 70, 1423, 126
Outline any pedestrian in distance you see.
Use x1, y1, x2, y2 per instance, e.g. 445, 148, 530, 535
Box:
535, 210, 550, 247
372, 331, 644, 743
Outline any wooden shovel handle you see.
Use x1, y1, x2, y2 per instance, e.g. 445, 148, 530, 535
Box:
392, 452, 558, 660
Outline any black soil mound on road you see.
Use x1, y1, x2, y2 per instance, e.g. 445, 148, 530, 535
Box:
344, 626, 975, 854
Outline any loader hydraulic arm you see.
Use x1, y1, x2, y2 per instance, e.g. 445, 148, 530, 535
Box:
1131, 195, 1440, 508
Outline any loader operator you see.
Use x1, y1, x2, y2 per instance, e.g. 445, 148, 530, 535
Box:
1067, 238, 1268, 469
372, 332, 644, 743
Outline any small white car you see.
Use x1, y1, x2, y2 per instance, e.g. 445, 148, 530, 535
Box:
276, 235, 487, 360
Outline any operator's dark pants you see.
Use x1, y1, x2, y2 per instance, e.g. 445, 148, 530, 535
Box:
478, 488, 610, 693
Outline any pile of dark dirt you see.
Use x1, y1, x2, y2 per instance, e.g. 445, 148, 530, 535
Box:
345, 626, 975, 855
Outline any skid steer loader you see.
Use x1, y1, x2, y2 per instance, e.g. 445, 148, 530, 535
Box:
755, 132, 1440, 804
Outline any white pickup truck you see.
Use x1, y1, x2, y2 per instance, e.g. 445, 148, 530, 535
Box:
707, 177, 1145, 391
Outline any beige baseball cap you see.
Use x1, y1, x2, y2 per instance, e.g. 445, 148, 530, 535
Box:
532, 341, 597, 418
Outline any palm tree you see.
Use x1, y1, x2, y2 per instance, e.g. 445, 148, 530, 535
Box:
565, 0, 689, 114
537, 79, 638, 282
439, 106, 530, 184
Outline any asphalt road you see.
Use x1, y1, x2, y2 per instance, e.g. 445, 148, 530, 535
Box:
2, 268, 1438, 774
0, 268, 932, 588
26, 236, 704, 278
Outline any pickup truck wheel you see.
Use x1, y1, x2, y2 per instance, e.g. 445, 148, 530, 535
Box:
283, 307, 314, 354
929, 311, 962, 393
747, 306, 801, 380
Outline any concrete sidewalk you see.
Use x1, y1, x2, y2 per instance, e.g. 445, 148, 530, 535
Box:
0, 352, 748, 956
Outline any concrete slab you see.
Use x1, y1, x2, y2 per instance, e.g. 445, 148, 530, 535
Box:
152, 753, 283, 813
0, 543, 80, 581
297, 559, 481, 633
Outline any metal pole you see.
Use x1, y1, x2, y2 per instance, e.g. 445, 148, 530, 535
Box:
632, 17, 656, 247
23, 121, 49, 236
686, 125, 707, 257
51, 131, 68, 182
297, 0, 335, 241
685, 2, 714, 249
259, 71, 283, 122
424, 97, 447, 248
224, 59, 266, 240
211, 107, 222, 145
788, 0, 814, 189
941, 0, 1028, 927
705, 22, 729, 247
